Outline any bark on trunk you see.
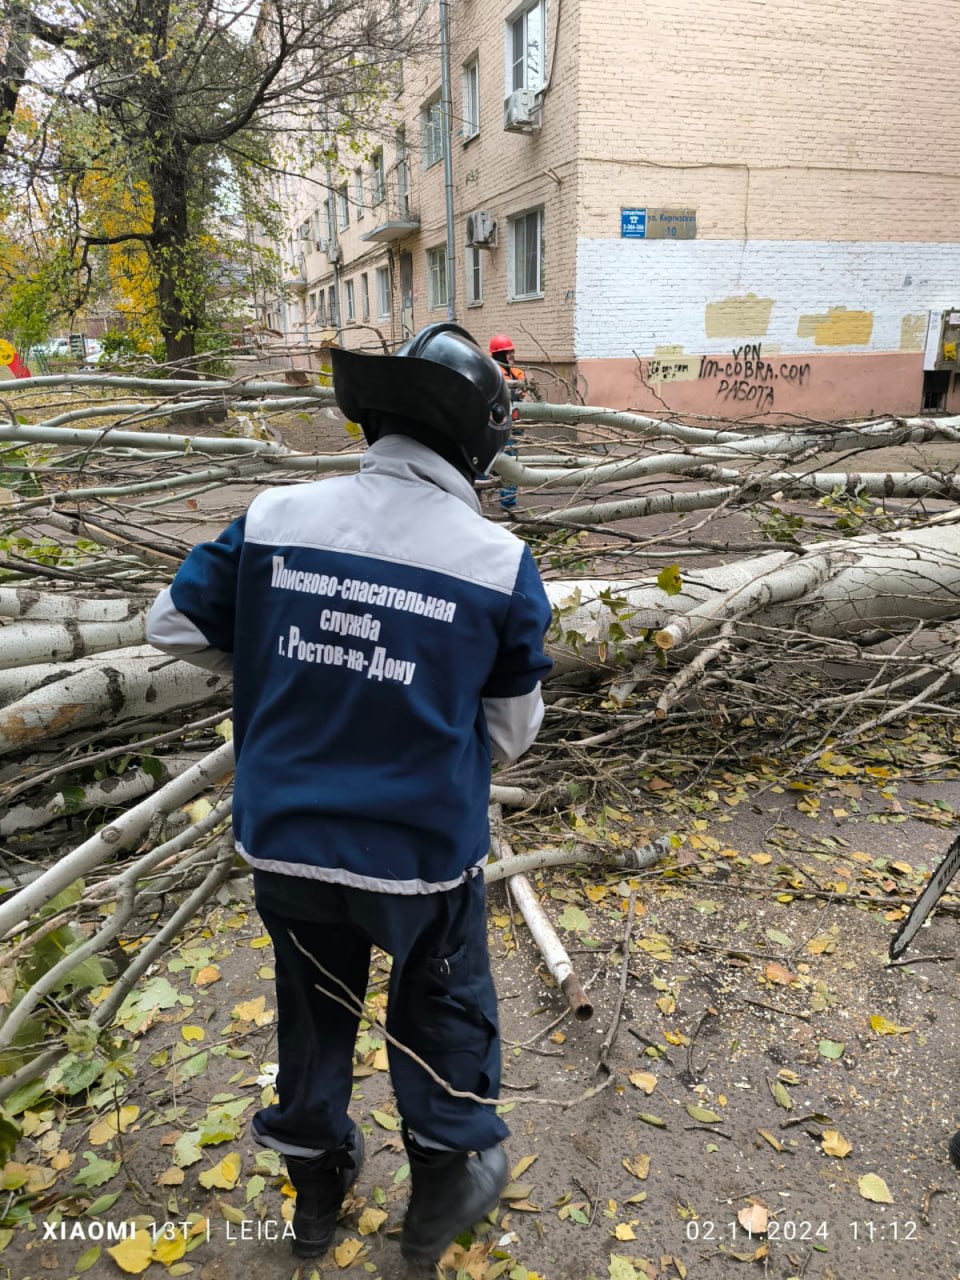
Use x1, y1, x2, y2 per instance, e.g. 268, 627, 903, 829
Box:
0, 653, 229, 756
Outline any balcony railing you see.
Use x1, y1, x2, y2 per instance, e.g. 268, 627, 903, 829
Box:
360, 171, 420, 243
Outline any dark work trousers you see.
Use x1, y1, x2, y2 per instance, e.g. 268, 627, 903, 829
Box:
250, 869, 508, 1157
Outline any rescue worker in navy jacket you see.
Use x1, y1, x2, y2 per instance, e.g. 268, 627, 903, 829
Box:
145, 323, 553, 1266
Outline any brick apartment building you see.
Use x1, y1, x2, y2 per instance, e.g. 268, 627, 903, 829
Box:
255, 0, 960, 420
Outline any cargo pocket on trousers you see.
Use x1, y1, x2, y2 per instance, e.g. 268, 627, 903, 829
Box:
416, 944, 499, 1092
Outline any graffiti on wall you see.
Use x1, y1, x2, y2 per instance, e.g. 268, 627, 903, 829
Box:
698, 344, 811, 411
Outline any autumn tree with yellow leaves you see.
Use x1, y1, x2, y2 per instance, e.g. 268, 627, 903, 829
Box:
1, 0, 413, 363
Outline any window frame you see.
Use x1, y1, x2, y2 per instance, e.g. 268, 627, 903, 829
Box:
421, 93, 445, 169
508, 207, 544, 300
354, 169, 365, 221
360, 272, 370, 322
462, 56, 480, 141
465, 243, 483, 306
371, 150, 385, 206
506, 0, 546, 94
345, 278, 356, 323
427, 245, 448, 310
375, 265, 391, 318
336, 184, 350, 231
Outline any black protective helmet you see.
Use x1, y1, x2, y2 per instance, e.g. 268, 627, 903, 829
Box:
330, 323, 512, 476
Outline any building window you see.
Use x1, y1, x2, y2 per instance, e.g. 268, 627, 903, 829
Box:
307, 290, 317, 321
336, 185, 350, 231
421, 94, 444, 169
360, 273, 370, 322
313, 208, 324, 248
509, 207, 543, 298
317, 292, 326, 326
345, 279, 356, 322
462, 57, 480, 140
354, 169, 364, 221
371, 150, 385, 205
508, 0, 546, 92
328, 285, 339, 327
376, 266, 391, 318
465, 245, 483, 306
397, 129, 410, 217
323, 198, 334, 244
427, 246, 448, 310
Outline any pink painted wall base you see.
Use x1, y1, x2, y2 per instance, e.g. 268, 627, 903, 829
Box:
576, 352, 934, 422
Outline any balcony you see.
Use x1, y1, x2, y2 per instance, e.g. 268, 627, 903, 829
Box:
286, 257, 308, 292
360, 173, 420, 243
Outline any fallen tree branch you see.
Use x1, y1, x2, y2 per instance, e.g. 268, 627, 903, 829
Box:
489, 810, 593, 1021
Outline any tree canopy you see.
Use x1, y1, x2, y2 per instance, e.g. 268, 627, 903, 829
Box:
0, 0, 414, 360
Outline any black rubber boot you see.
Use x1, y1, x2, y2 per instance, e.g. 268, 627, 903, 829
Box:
949, 1130, 960, 1169
286, 1126, 365, 1259
400, 1131, 508, 1266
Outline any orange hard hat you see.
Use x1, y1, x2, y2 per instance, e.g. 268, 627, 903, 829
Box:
489, 333, 514, 354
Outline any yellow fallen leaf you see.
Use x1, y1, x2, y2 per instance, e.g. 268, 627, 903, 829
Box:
194, 966, 221, 987
152, 1232, 187, 1264
358, 1206, 388, 1235
198, 1152, 241, 1190
372, 1044, 389, 1071
628, 1071, 657, 1095
737, 1202, 768, 1235
750, 853, 772, 865
622, 1154, 650, 1180
858, 1172, 893, 1203
614, 1222, 636, 1241
869, 1015, 913, 1036
183, 797, 213, 824
89, 1106, 140, 1146
334, 1237, 364, 1267
806, 934, 837, 955
764, 962, 796, 986
232, 997, 273, 1026
821, 1130, 852, 1159
730, 1243, 769, 1262
157, 1167, 185, 1186
510, 1154, 538, 1180
249, 935, 272, 949
549, 1030, 566, 1045
107, 1229, 153, 1275
50, 1150, 72, 1172
181, 1026, 205, 1043
756, 1128, 783, 1152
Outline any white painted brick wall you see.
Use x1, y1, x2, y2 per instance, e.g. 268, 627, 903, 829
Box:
574, 239, 960, 359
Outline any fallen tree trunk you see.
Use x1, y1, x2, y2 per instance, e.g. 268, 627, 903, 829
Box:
0, 652, 229, 755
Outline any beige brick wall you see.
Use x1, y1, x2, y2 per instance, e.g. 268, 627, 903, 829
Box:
577, 0, 960, 243
265, 0, 960, 415
274, 0, 584, 369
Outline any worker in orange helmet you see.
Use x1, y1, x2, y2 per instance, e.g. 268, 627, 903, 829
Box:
487, 336, 526, 511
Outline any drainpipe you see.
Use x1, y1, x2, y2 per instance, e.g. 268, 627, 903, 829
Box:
322, 109, 342, 340
439, 0, 456, 321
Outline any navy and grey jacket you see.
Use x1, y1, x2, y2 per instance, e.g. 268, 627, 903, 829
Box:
146, 435, 553, 894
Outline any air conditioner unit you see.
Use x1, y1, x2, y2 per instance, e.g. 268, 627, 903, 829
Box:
465, 210, 497, 248
325, 243, 343, 265
503, 88, 539, 133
